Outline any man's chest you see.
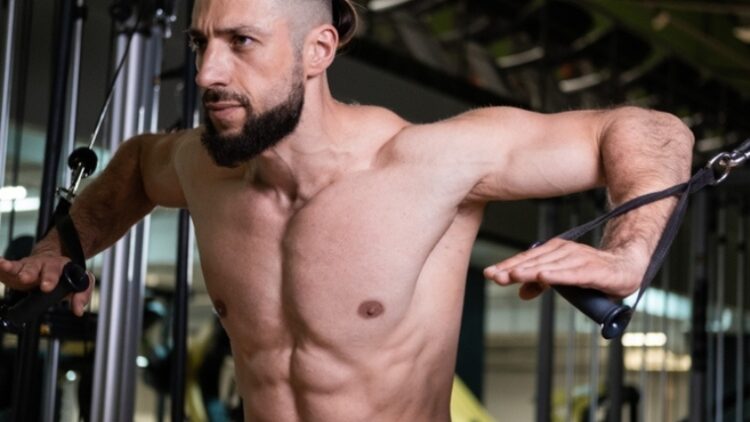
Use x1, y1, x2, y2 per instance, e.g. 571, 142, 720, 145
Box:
185, 170, 469, 340
189, 167, 463, 272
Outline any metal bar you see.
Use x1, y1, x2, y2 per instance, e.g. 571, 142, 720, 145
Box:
172, 209, 192, 421
119, 217, 149, 421
7, 0, 34, 245
0, 0, 17, 195
588, 321, 599, 422
535, 202, 555, 422
735, 199, 746, 422
9, 320, 42, 421
41, 338, 61, 422
715, 196, 727, 422
142, 25, 163, 133
97, 234, 131, 422
62, 0, 86, 188
563, 203, 579, 422
659, 262, 670, 421
689, 192, 709, 422
91, 23, 152, 422
116, 29, 152, 422
40, 2, 87, 418
563, 301, 575, 421
10, 0, 75, 419
606, 333, 625, 422
588, 225, 604, 422
639, 278, 654, 422
90, 29, 128, 422
37, 0, 76, 238
171, 7, 197, 418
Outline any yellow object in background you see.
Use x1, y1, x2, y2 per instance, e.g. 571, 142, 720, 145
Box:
450, 376, 496, 422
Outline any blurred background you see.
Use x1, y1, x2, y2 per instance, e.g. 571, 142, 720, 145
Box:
1, 0, 749, 421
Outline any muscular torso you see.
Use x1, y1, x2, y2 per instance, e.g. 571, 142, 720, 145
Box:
175, 111, 485, 421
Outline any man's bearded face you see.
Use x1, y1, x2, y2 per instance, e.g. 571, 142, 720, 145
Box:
201, 74, 305, 168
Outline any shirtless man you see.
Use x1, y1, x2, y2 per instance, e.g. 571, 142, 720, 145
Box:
0, 0, 693, 420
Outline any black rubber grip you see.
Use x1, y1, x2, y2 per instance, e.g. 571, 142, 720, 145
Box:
553, 285, 632, 339
4, 262, 89, 324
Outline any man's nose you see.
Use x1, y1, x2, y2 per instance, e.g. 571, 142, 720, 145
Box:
195, 43, 231, 88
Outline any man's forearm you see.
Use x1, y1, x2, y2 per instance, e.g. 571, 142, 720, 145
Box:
33, 137, 156, 259
598, 107, 694, 276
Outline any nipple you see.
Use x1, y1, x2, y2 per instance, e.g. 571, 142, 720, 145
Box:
213, 300, 228, 318
358, 300, 385, 319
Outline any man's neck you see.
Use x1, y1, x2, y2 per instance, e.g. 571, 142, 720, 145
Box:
251, 92, 357, 204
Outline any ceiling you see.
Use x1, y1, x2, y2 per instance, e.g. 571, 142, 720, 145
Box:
353, 0, 750, 161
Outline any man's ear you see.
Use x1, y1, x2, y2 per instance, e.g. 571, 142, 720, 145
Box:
304, 25, 338, 77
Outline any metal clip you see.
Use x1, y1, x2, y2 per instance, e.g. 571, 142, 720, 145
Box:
706, 138, 750, 185
728, 138, 750, 167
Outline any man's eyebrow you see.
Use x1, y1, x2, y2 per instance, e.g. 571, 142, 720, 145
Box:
186, 25, 269, 38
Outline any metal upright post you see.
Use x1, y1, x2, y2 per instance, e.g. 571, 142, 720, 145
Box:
89, 31, 127, 422
737, 198, 747, 422
90, 29, 132, 422
41, 2, 87, 420
62, 0, 86, 188
10, 0, 76, 420
606, 327, 625, 422
715, 195, 727, 422
535, 202, 556, 422
38, 0, 76, 237
7, 0, 34, 245
588, 321, 600, 422
172, 3, 196, 417
563, 200, 579, 422
90, 6, 159, 420
689, 192, 709, 422
0, 0, 17, 194
535, 2, 555, 419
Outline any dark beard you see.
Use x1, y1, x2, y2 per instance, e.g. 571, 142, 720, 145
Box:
201, 79, 305, 168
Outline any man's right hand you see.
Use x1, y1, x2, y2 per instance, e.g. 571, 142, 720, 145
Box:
0, 253, 95, 317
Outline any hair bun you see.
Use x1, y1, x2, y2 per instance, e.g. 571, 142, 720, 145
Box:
332, 0, 358, 49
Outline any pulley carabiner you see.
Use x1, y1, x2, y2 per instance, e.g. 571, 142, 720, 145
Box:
706, 138, 750, 185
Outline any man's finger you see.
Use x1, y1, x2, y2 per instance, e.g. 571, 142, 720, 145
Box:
71, 271, 95, 317
0, 259, 25, 286
17, 259, 45, 283
0, 258, 22, 276
489, 254, 586, 285
519, 282, 547, 300
483, 239, 571, 277
40, 260, 67, 293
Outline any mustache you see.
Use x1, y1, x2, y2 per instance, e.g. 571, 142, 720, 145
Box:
202, 89, 251, 107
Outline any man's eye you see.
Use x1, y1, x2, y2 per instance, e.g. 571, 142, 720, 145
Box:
232, 36, 254, 48
188, 38, 206, 52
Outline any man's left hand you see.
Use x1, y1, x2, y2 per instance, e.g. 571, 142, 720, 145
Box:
482, 238, 644, 300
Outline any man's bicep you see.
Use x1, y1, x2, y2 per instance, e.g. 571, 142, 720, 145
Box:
464, 107, 606, 202
138, 132, 188, 208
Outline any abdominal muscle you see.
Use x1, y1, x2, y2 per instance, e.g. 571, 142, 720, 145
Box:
202, 247, 470, 421
226, 275, 465, 422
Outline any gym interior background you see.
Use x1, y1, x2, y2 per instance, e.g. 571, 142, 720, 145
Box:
1, 0, 749, 421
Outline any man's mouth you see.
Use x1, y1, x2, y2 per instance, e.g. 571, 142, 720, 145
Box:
204, 102, 245, 122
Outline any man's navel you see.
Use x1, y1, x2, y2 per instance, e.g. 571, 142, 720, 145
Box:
358, 300, 385, 319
